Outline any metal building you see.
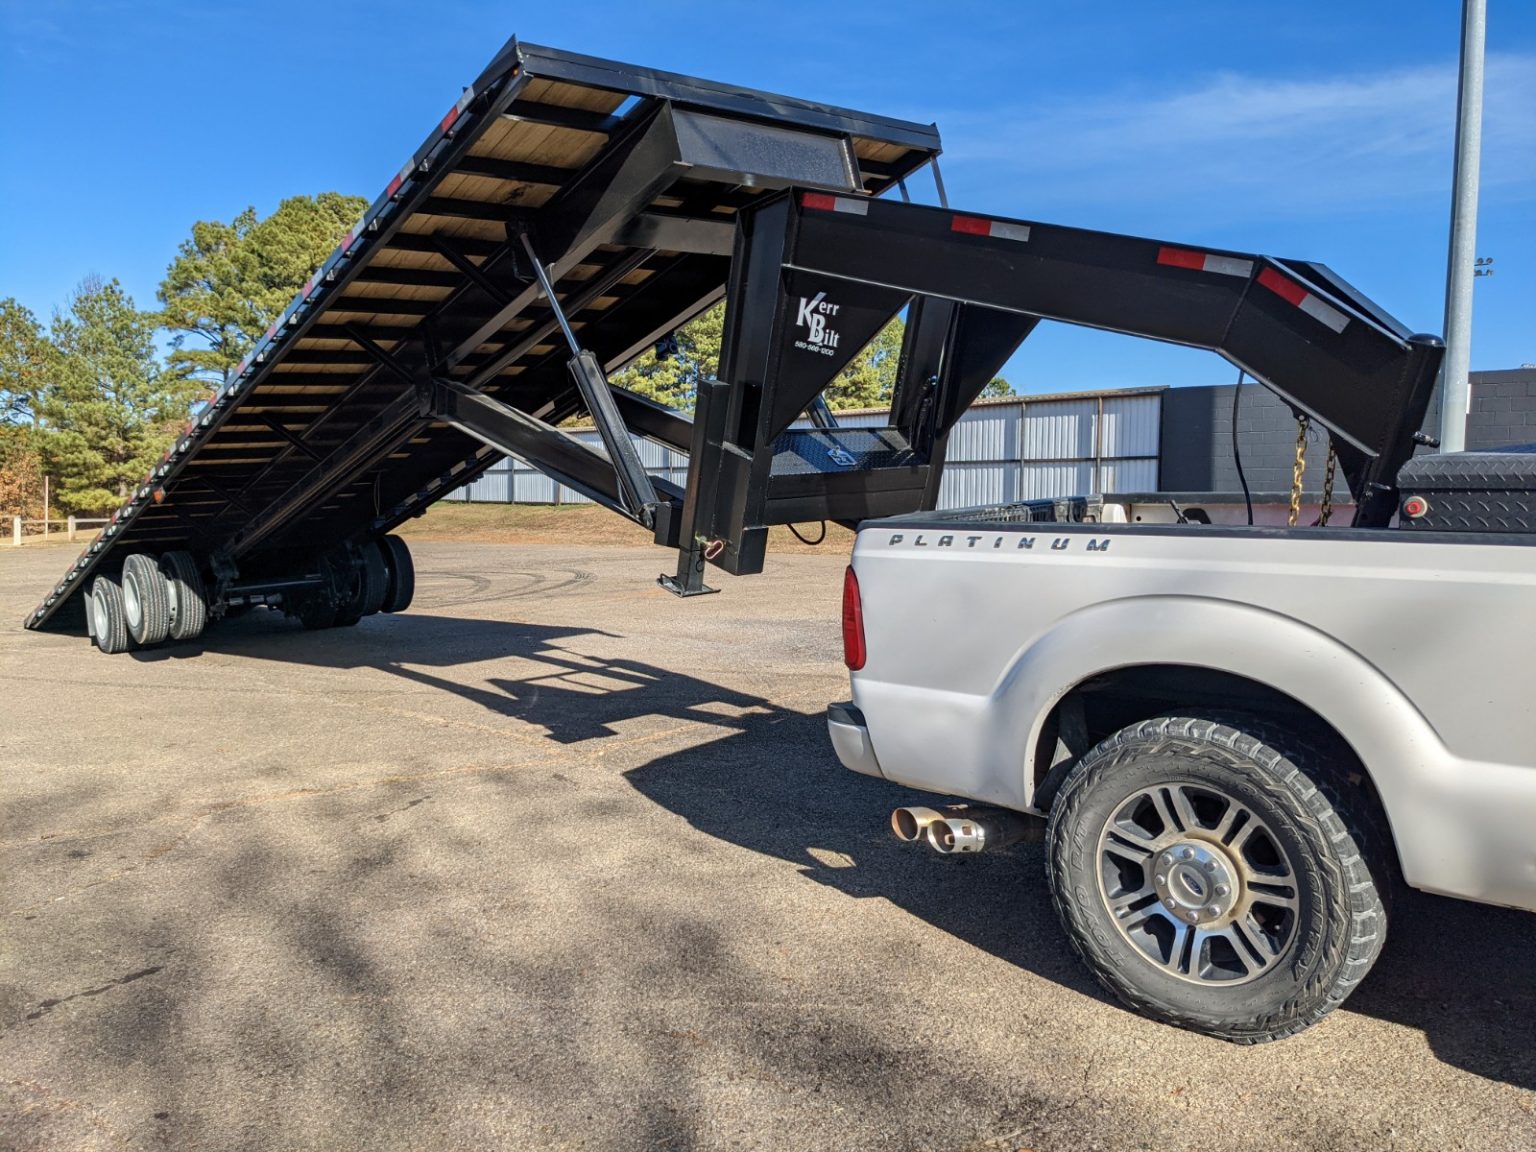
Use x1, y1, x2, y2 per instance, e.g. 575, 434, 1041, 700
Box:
446, 387, 1164, 510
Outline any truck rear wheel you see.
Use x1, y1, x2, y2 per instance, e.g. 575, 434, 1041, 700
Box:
89, 575, 131, 655
1045, 714, 1387, 1044
122, 554, 172, 646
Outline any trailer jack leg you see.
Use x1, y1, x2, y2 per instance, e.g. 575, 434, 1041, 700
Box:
658, 535, 722, 597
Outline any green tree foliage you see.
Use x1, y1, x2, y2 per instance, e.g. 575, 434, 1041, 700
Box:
0, 297, 53, 424
824, 317, 905, 410
0, 299, 55, 516
609, 303, 724, 411
158, 192, 367, 384
38, 278, 202, 514
611, 303, 1011, 413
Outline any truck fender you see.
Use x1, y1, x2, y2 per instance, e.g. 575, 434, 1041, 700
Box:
989, 595, 1454, 885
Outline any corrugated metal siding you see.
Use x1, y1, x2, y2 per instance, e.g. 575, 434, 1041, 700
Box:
448, 390, 1163, 509
1021, 400, 1097, 462
1100, 394, 1160, 458
1020, 462, 1095, 501
1098, 457, 1159, 494
938, 461, 1019, 508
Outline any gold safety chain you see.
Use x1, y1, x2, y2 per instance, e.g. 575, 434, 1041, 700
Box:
1319, 440, 1337, 526
1288, 416, 1309, 528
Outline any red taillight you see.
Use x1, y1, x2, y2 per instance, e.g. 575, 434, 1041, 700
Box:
842, 565, 866, 671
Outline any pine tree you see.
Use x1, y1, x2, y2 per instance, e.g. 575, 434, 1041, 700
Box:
609, 303, 725, 411
0, 297, 52, 425
158, 192, 367, 385
39, 278, 202, 514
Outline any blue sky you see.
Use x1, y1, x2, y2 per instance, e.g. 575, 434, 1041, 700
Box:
1, 0, 1531, 393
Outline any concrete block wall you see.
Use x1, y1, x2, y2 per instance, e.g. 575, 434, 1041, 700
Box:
1161, 368, 1536, 495
1159, 383, 1335, 495
1465, 369, 1536, 450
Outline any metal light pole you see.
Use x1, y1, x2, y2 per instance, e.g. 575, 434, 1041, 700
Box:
1438, 0, 1487, 454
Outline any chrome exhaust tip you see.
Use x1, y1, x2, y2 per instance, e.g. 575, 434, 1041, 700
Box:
890, 806, 952, 843
926, 809, 1038, 855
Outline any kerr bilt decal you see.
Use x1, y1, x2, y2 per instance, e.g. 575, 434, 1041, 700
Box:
793, 292, 841, 355
887, 532, 1112, 552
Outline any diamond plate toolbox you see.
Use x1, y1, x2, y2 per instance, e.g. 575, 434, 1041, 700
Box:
1396, 445, 1536, 533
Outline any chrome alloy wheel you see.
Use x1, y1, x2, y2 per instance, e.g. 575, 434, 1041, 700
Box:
1096, 782, 1299, 985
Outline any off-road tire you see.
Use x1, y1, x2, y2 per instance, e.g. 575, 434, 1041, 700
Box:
159, 551, 208, 641
89, 575, 131, 655
122, 554, 172, 647
378, 535, 414, 613
1045, 714, 1388, 1044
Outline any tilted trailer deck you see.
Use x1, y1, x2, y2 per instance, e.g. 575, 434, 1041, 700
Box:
28, 36, 1445, 654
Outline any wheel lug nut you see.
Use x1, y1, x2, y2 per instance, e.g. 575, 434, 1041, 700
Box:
1189, 910, 1200, 921
1203, 861, 1216, 873
1156, 875, 1166, 887
1206, 906, 1221, 917
1165, 898, 1176, 909
1180, 847, 1194, 861
1214, 885, 1229, 897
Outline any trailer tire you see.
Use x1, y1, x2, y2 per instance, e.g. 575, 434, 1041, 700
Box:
378, 535, 414, 613
89, 575, 131, 655
1045, 714, 1387, 1044
358, 542, 388, 616
122, 554, 172, 646
159, 551, 208, 641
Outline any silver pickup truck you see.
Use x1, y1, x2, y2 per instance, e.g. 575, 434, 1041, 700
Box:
828, 482, 1536, 1043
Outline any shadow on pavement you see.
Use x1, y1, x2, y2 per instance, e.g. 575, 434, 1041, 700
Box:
122, 607, 1536, 1090
626, 713, 1536, 1094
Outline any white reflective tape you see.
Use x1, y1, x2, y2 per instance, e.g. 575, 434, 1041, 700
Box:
1202, 254, 1252, 278
989, 220, 1030, 243
830, 196, 868, 215
1299, 294, 1349, 333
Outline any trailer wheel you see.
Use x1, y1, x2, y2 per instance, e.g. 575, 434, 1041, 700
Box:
296, 595, 339, 630
378, 535, 414, 613
122, 554, 172, 646
333, 543, 388, 626
159, 551, 208, 641
358, 542, 388, 616
1045, 714, 1387, 1044
89, 575, 131, 655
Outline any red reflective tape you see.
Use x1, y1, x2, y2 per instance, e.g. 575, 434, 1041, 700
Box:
442, 87, 474, 133
385, 173, 404, 198
1258, 267, 1307, 307
800, 192, 837, 211
1157, 246, 1206, 271
951, 215, 991, 236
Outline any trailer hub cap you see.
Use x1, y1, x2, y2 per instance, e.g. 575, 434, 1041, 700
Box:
1096, 782, 1301, 986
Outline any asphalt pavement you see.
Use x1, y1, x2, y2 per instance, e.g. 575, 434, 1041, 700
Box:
2, 539, 1533, 1151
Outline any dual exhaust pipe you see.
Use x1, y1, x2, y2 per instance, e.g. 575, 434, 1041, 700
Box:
890, 805, 1043, 855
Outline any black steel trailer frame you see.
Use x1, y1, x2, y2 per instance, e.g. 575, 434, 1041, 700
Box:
27, 36, 1443, 641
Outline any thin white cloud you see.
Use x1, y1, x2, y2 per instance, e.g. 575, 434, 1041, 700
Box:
938, 53, 1536, 216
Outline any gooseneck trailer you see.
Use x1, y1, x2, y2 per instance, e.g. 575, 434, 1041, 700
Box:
28, 36, 1445, 654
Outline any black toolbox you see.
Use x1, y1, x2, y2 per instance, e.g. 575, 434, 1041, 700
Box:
1396, 446, 1536, 533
